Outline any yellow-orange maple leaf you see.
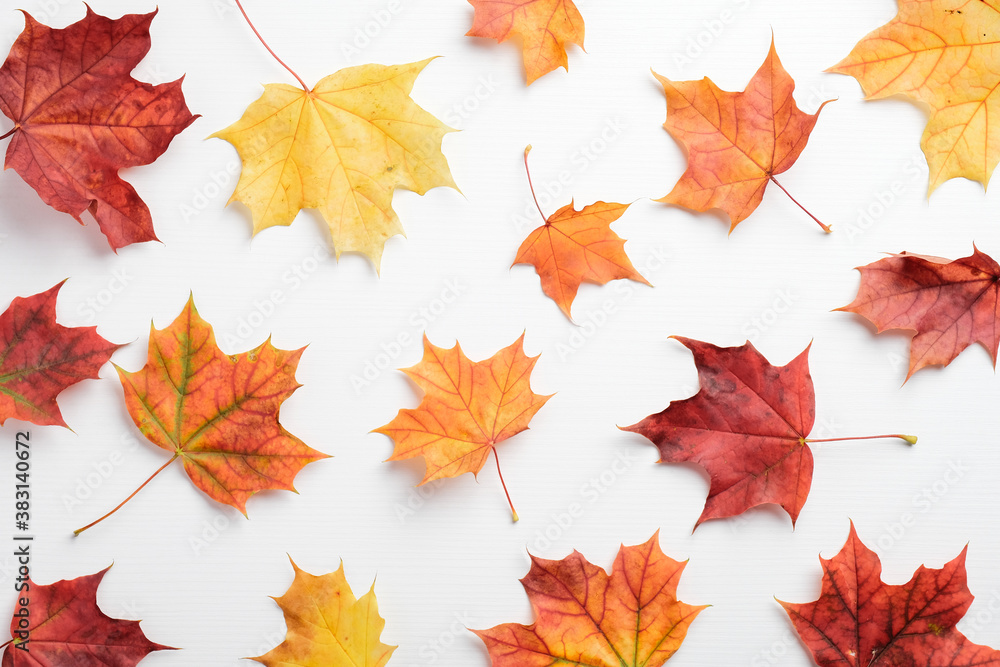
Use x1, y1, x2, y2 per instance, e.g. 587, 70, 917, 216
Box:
830, 1, 1000, 193
466, 0, 585, 85
514, 146, 650, 320
251, 559, 394, 667
655, 38, 832, 232
374, 334, 551, 519
474, 533, 706, 666
211, 58, 457, 270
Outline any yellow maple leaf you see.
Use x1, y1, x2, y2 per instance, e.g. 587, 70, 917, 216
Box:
830, 1, 1000, 193
211, 57, 458, 269
251, 559, 395, 667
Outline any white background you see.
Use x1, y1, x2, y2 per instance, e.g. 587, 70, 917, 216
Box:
1, 0, 999, 664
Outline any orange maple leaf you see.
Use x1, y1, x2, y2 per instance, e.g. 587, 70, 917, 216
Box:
474, 533, 706, 666
374, 334, 551, 520
514, 146, 650, 320
466, 0, 585, 85
829, 1, 1000, 193
655, 38, 832, 232
75, 296, 327, 534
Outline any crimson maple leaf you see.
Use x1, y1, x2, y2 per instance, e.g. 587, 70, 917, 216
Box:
0, 281, 121, 428
622, 338, 914, 529
0, 7, 197, 250
780, 522, 1000, 666
1, 566, 173, 665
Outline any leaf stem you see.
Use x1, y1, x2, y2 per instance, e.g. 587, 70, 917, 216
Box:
0, 128, 15, 141
523, 145, 548, 223
73, 455, 179, 535
232, 0, 309, 91
0, 639, 11, 651
807, 434, 917, 445
492, 445, 519, 522
769, 175, 831, 233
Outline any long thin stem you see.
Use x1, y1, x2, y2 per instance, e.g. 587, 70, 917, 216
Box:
807, 434, 917, 445
232, 0, 309, 91
0, 639, 11, 651
769, 175, 831, 233
73, 455, 179, 535
492, 446, 519, 522
523, 145, 548, 223
0, 127, 16, 141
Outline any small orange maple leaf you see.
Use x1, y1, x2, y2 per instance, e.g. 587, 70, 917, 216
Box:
514, 146, 651, 320
466, 0, 585, 84
655, 38, 832, 233
374, 334, 552, 520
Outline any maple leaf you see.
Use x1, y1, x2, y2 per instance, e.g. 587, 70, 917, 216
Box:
830, 1, 1000, 193
473, 532, 705, 666
0, 281, 121, 429
655, 38, 832, 232
838, 247, 1000, 380
374, 334, 552, 520
0, 7, 197, 251
211, 1, 457, 271
75, 296, 327, 534
514, 146, 650, 320
1, 566, 174, 666
251, 559, 394, 667
622, 337, 916, 529
466, 0, 585, 85
780, 522, 1000, 667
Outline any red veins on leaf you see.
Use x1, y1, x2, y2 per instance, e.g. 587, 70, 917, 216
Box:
780, 522, 1000, 667
0, 7, 197, 250
623, 338, 915, 529
838, 247, 1000, 380
0, 282, 121, 428
1, 566, 174, 666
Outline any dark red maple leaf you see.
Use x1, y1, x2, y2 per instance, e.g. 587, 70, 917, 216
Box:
780, 522, 1000, 667
0, 281, 121, 428
2, 566, 174, 666
0, 7, 197, 250
622, 337, 914, 529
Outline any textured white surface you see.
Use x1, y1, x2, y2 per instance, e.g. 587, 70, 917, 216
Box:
1, 0, 1000, 665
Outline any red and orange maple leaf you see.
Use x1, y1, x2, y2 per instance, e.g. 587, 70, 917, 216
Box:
623, 338, 915, 529
514, 146, 650, 320
75, 297, 327, 534
375, 334, 551, 520
780, 522, 1000, 666
838, 247, 1000, 380
0, 7, 197, 250
466, 0, 585, 84
2, 566, 173, 666
655, 38, 831, 232
0, 282, 121, 429
474, 533, 705, 666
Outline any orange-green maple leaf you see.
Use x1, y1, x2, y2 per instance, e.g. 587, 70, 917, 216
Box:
514, 146, 650, 320
75, 297, 327, 534
211, 58, 457, 270
251, 559, 394, 667
374, 334, 551, 518
473, 533, 706, 666
466, 0, 585, 85
0, 281, 121, 429
830, 1, 1000, 193
655, 38, 832, 232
